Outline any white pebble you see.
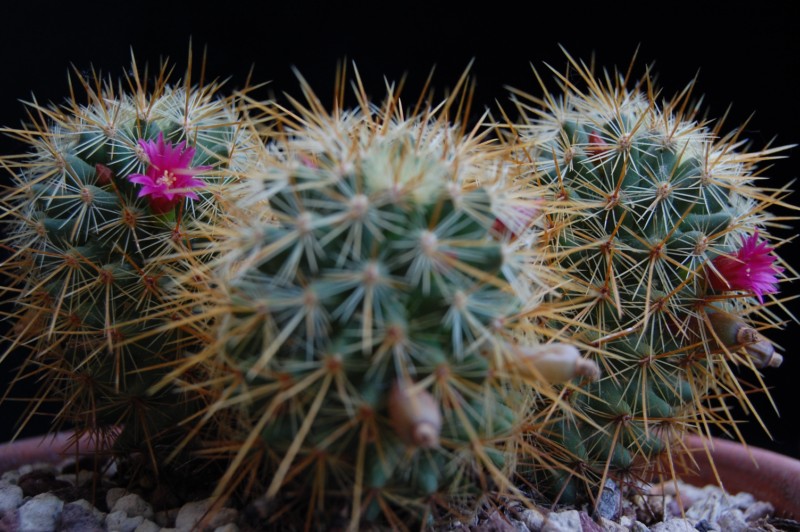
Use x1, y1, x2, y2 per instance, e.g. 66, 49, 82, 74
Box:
175, 498, 213, 530
18, 492, 64, 532
134, 518, 162, 532
686, 491, 725, 523
105, 459, 119, 477
542, 509, 581, 532
155, 507, 181, 527
482, 510, 526, 532
0, 483, 23, 513
113, 492, 155, 520
717, 508, 748, 532
728, 492, 756, 510
106, 487, 129, 510
650, 518, 696, 531
106, 510, 145, 532
66, 498, 106, 522
208, 508, 238, 529
599, 516, 628, 531
1, 471, 20, 484
214, 525, 240, 532
17, 463, 57, 476
744, 500, 774, 521
74, 470, 98, 487
175, 498, 234, 531
517, 507, 545, 530
676, 484, 717, 509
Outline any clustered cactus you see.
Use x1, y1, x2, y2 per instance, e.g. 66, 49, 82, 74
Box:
0, 53, 793, 530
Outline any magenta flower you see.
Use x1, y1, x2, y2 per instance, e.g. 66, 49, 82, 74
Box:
708, 231, 784, 303
128, 133, 210, 214
492, 205, 539, 240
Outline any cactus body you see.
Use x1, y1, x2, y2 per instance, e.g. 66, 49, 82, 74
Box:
510, 55, 791, 500
163, 78, 598, 528
0, 59, 259, 456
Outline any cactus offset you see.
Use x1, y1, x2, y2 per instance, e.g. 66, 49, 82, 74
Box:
507, 53, 793, 502
0, 54, 259, 461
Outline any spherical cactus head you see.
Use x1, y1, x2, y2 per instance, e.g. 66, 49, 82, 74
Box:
506, 51, 793, 502
0, 52, 259, 460
162, 68, 595, 528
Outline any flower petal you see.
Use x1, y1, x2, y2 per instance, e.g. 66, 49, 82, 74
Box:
126, 134, 209, 212
708, 231, 782, 302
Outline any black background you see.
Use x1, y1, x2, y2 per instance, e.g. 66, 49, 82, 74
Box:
1, 2, 798, 459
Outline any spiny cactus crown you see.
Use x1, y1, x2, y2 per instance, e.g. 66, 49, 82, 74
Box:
0, 60, 259, 447
159, 80, 601, 527
508, 57, 790, 500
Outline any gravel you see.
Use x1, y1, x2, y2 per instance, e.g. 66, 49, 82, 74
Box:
0, 458, 240, 532
0, 458, 796, 531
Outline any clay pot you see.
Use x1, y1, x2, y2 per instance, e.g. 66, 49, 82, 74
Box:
2, 432, 799, 518
0, 432, 106, 475
680, 434, 800, 518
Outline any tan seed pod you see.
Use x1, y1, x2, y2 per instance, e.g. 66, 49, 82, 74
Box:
388, 380, 442, 448
510, 343, 600, 383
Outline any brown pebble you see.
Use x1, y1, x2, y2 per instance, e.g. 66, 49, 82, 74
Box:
150, 483, 182, 511
475, 510, 517, 531
18, 470, 72, 498
0, 508, 19, 532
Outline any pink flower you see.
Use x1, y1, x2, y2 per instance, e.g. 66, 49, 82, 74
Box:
708, 231, 784, 303
492, 206, 539, 240
128, 133, 210, 214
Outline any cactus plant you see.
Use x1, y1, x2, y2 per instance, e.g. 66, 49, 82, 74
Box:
505, 53, 793, 503
1, 51, 795, 531
0, 54, 260, 463
149, 72, 603, 528
1, 62, 601, 529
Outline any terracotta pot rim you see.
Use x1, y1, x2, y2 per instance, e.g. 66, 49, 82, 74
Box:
2, 432, 799, 518
0, 431, 111, 476
680, 434, 800, 518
